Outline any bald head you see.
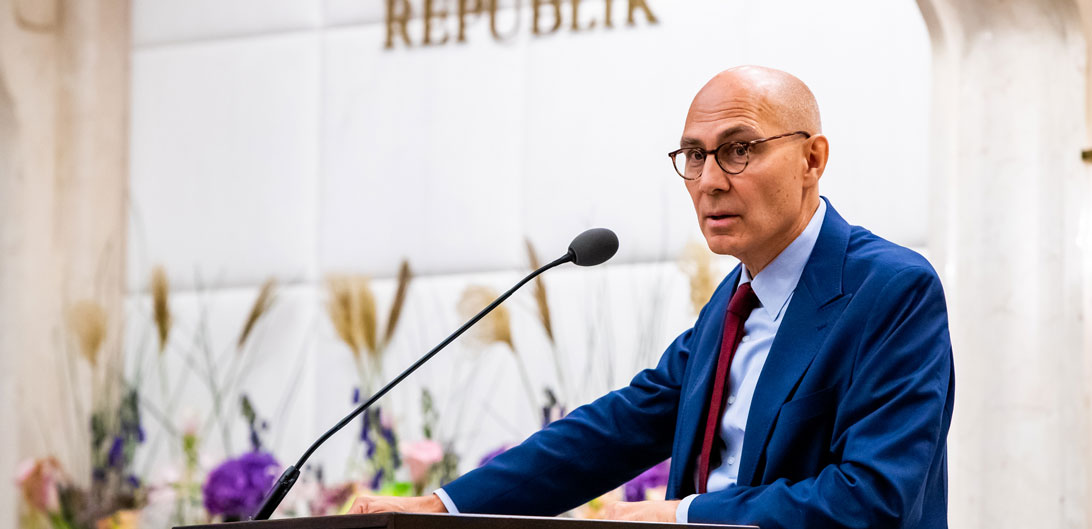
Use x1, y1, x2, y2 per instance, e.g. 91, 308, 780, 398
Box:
689, 66, 822, 135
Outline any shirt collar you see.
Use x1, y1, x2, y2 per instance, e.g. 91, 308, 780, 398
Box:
739, 199, 827, 321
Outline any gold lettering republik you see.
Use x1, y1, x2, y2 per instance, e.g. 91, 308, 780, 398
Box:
385, 0, 658, 49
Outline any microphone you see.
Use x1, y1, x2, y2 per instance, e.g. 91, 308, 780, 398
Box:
251, 228, 619, 520
567, 227, 618, 267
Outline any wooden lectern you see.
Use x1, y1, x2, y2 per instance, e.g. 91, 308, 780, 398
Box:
176, 513, 757, 529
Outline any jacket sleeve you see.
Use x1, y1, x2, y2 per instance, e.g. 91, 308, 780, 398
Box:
440, 327, 694, 516
688, 266, 955, 529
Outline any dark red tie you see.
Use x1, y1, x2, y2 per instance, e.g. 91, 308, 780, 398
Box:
696, 282, 760, 493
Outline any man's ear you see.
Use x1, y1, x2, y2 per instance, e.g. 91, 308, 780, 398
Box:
803, 134, 829, 186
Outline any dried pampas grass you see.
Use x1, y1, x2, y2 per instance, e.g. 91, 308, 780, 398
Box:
67, 300, 106, 366
524, 239, 554, 343
526, 238, 571, 403
679, 241, 718, 315
237, 278, 277, 350
457, 285, 513, 350
326, 262, 415, 365
458, 283, 540, 413
383, 260, 412, 348
150, 266, 172, 353
326, 274, 378, 358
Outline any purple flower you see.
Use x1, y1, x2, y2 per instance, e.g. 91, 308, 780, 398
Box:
203, 452, 280, 520
360, 408, 378, 458
623, 460, 670, 502
372, 408, 400, 468
108, 437, 125, 468
249, 430, 262, 453
541, 389, 566, 428
477, 444, 512, 468
369, 468, 385, 491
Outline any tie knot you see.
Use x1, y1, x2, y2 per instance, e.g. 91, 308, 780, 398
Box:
727, 282, 760, 317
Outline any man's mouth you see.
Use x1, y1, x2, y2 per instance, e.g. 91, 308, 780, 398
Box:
705, 212, 740, 228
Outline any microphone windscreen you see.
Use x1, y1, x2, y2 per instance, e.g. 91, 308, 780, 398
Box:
568, 228, 619, 266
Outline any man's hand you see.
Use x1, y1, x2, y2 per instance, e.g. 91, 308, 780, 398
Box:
347, 493, 448, 515
600, 500, 680, 523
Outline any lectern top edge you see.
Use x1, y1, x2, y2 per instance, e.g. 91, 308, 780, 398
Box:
173, 512, 758, 529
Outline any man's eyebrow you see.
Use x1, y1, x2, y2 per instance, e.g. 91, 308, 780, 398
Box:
679, 125, 757, 148
679, 137, 703, 148
716, 125, 757, 143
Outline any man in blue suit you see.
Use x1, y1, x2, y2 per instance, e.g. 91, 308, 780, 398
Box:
349, 66, 954, 528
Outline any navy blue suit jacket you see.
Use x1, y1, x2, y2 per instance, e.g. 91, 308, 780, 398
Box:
443, 200, 954, 529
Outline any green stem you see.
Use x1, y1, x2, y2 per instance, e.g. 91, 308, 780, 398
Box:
49, 512, 75, 529
510, 347, 540, 419
197, 312, 231, 454
547, 342, 569, 407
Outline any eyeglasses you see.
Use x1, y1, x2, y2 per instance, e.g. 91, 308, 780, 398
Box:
667, 131, 811, 180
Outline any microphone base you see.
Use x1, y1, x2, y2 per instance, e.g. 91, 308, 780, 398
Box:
251, 465, 300, 520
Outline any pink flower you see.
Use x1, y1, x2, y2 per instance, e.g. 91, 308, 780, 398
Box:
15, 457, 65, 513
400, 440, 444, 486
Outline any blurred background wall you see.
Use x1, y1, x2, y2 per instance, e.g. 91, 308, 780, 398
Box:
1, 0, 1091, 527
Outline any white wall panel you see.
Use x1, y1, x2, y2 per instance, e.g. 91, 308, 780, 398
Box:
320, 25, 527, 278
324, 0, 386, 27
519, 16, 710, 265
129, 34, 320, 291
133, 0, 323, 47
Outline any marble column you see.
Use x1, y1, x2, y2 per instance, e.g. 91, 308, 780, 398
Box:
916, 0, 1090, 527
1079, 2, 1092, 526
0, 0, 129, 526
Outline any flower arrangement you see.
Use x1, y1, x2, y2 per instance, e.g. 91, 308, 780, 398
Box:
14, 236, 709, 527
324, 261, 445, 496
15, 289, 148, 529
15, 268, 286, 528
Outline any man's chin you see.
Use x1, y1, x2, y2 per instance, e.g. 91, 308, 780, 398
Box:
701, 235, 744, 257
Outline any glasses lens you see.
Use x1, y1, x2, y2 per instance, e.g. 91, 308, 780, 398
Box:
674, 149, 704, 180
716, 143, 749, 174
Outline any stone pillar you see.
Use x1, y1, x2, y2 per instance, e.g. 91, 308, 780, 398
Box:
0, 0, 129, 525
1078, 0, 1092, 524
0, 67, 20, 529
916, 0, 1089, 527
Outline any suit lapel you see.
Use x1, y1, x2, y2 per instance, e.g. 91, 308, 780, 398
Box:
668, 267, 741, 497
734, 199, 851, 486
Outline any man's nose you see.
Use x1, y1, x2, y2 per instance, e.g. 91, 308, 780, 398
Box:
697, 155, 730, 194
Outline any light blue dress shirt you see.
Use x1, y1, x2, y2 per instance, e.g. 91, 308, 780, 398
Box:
439, 201, 827, 522
676, 200, 826, 522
